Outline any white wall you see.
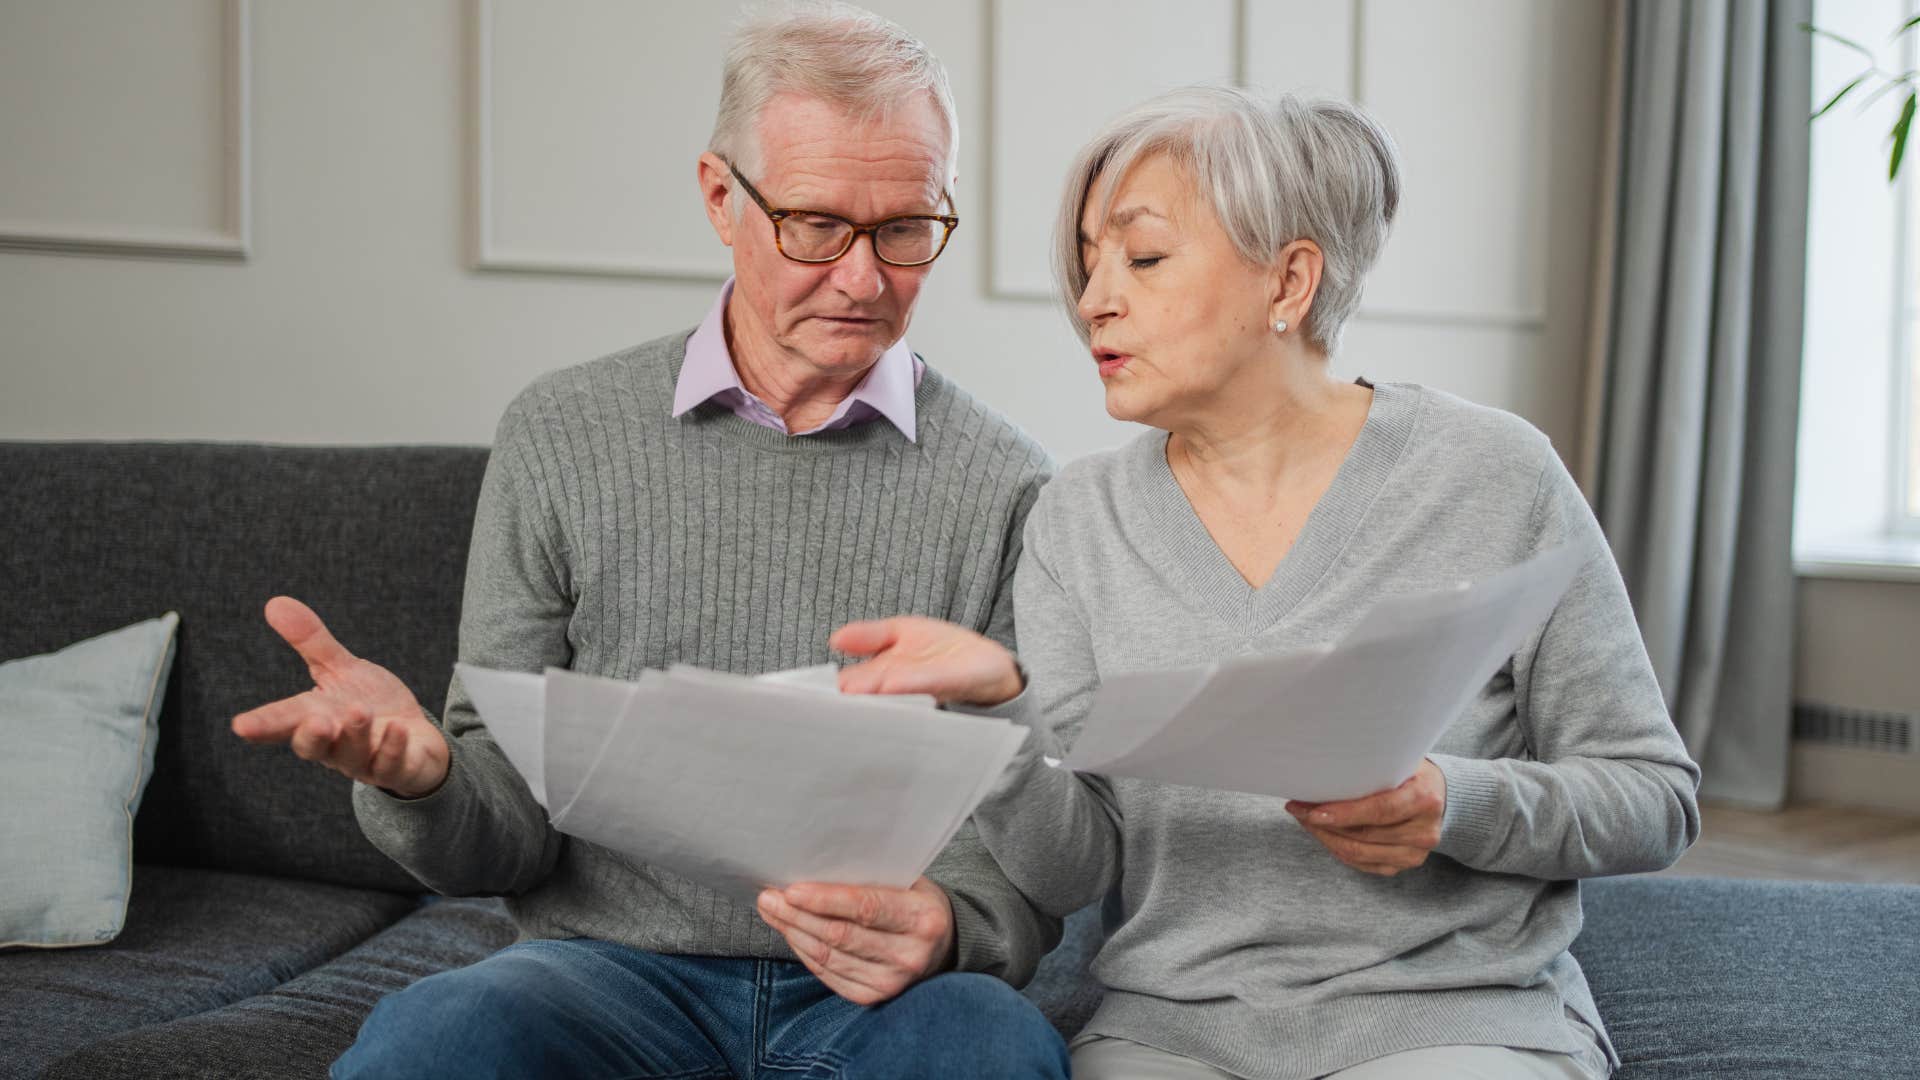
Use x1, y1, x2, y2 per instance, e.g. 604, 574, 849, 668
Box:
0, 0, 1610, 466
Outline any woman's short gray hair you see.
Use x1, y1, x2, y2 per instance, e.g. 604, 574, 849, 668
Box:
709, 2, 959, 188
1056, 85, 1400, 355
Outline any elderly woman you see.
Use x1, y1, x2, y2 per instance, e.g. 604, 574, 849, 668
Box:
829, 87, 1700, 1079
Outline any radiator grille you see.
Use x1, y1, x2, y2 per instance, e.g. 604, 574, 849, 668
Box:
1792, 701, 1915, 754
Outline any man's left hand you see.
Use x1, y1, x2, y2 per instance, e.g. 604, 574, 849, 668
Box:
755, 876, 956, 1005
1285, 759, 1448, 876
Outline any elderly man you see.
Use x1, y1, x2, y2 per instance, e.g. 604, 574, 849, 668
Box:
229, 4, 1067, 1076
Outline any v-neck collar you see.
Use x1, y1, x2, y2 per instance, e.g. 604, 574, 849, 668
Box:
1120, 381, 1421, 630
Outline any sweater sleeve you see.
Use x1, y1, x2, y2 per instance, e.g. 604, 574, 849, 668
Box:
979, 469, 1047, 653
927, 463, 1065, 987
351, 401, 571, 895
1430, 448, 1702, 880
968, 501, 1125, 919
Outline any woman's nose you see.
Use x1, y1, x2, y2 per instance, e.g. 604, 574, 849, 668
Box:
1077, 260, 1121, 325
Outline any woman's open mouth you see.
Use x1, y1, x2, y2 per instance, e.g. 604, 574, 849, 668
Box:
1094, 347, 1131, 377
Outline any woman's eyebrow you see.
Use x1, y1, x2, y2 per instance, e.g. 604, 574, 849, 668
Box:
1080, 205, 1170, 245
1107, 205, 1166, 228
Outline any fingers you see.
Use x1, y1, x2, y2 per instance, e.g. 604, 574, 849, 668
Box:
1288, 775, 1432, 830
1285, 802, 1437, 847
1299, 824, 1430, 876
287, 710, 342, 763
1328, 820, 1443, 848
232, 694, 325, 742
785, 932, 893, 1006
244, 698, 381, 780
834, 622, 1020, 705
368, 719, 412, 783
836, 655, 938, 698
328, 706, 379, 773
262, 596, 356, 673
756, 897, 902, 1005
829, 618, 904, 659
779, 882, 923, 935
757, 890, 900, 967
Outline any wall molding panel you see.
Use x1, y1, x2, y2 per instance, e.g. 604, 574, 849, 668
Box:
468, 0, 735, 282
986, 0, 1235, 299
0, 0, 251, 260
986, 0, 1554, 332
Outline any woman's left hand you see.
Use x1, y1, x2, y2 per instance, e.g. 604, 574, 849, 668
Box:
830, 616, 1025, 707
1286, 760, 1448, 876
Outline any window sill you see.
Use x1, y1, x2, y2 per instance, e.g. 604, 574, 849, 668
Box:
1795, 535, 1920, 583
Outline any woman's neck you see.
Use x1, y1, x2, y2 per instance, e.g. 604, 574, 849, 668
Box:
1167, 353, 1373, 496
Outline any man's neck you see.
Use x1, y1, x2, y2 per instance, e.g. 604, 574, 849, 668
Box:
724, 302, 872, 433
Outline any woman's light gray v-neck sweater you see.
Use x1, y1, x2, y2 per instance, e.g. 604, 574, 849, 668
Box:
971, 381, 1701, 1079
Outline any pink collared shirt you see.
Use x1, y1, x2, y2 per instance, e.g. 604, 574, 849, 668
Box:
669, 279, 924, 441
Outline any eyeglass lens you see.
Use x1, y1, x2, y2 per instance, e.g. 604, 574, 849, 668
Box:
780, 212, 945, 265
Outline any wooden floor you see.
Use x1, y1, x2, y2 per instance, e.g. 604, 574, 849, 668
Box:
1655, 801, 1920, 885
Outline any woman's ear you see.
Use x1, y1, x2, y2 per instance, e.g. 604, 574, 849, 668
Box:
1270, 239, 1324, 333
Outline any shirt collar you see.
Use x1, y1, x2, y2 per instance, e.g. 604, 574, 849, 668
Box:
671, 278, 919, 442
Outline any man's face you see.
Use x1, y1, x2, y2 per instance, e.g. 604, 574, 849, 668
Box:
705, 92, 952, 379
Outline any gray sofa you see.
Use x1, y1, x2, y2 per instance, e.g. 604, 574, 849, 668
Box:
2, 441, 1915, 1080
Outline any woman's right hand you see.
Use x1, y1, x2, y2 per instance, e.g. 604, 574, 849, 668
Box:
830, 616, 1025, 708
232, 596, 451, 798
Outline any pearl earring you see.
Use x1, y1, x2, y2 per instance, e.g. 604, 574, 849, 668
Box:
1273, 319, 1288, 334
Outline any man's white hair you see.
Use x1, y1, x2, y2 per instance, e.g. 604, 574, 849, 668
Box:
708, 0, 959, 194
1056, 85, 1401, 355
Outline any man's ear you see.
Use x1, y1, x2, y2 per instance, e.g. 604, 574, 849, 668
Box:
698, 152, 736, 247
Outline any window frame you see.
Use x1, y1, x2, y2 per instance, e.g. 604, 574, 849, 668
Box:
1893, 9, 1920, 537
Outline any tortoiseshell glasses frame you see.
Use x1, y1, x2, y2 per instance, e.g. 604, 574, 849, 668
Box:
727, 161, 959, 267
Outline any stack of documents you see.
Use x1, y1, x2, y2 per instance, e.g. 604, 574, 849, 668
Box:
1063, 544, 1586, 803
455, 662, 1028, 900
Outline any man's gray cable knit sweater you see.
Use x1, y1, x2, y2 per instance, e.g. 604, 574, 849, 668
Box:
350, 330, 1061, 984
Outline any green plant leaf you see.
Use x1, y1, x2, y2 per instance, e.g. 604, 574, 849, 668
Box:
1859, 77, 1912, 111
1891, 92, 1916, 181
1898, 14, 1920, 36
1802, 22, 1877, 60
1814, 73, 1870, 118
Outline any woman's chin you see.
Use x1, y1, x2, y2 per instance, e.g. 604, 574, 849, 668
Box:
1101, 384, 1153, 425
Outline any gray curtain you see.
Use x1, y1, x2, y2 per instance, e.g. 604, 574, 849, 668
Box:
1592, 0, 1811, 808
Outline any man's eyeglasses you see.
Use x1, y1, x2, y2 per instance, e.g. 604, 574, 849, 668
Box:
727, 162, 958, 267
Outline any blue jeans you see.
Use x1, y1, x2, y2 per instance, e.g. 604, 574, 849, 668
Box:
331, 938, 1069, 1079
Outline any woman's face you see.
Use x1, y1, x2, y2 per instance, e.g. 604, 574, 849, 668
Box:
1076, 155, 1278, 429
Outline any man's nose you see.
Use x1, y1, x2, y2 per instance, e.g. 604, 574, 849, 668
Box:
828, 233, 888, 305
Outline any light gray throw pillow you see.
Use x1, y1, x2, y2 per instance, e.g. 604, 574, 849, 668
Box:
0, 613, 179, 948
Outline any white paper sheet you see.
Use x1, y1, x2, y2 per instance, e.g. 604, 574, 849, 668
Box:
457, 661, 1026, 901
1064, 544, 1586, 803
454, 663, 547, 807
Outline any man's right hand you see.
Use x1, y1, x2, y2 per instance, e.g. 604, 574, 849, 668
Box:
232, 596, 450, 799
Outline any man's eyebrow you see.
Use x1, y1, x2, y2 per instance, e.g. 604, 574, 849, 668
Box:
1080, 205, 1167, 244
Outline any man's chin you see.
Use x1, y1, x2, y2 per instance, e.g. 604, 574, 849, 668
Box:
811, 317, 893, 339
792, 326, 895, 372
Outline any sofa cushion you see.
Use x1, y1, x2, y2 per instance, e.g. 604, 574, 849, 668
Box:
1574, 875, 1920, 1079
0, 864, 415, 1080
0, 442, 487, 892
39, 897, 518, 1080
1, 614, 177, 948
1021, 902, 1104, 1037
